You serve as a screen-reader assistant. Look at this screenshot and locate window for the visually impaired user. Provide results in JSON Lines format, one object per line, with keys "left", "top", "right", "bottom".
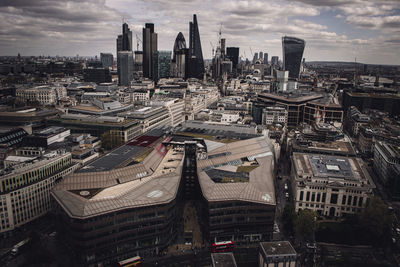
{"left": 353, "top": 196, "right": 358, "bottom": 206}
{"left": 358, "top": 197, "right": 363, "bottom": 207}
{"left": 342, "top": 195, "right": 347, "bottom": 205}
{"left": 347, "top": 196, "right": 352, "bottom": 206}
{"left": 317, "top": 193, "right": 321, "bottom": 202}
{"left": 330, "top": 194, "right": 338, "bottom": 204}
{"left": 306, "top": 192, "right": 310, "bottom": 201}
{"left": 311, "top": 192, "right": 316, "bottom": 202}
{"left": 322, "top": 193, "right": 326, "bottom": 202}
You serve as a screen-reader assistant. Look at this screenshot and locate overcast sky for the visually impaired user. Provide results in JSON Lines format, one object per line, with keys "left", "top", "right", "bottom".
{"left": 0, "top": 0, "right": 399, "bottom": 64}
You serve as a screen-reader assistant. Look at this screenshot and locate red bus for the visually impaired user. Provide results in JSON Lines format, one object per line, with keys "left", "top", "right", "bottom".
{"left": 118, "top": 256, "right": 142, "bottom": 267}
{"left": 211, "top": 241, "right": 235, "bottom": 253}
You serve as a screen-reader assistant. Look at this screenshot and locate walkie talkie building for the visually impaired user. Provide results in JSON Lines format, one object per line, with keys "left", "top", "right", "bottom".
{"left": 282, "top": 36, "right": 305, "bottom": 80}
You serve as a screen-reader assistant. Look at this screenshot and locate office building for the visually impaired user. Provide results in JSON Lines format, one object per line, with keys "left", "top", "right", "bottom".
{"left": 23, "top": 126, "right": 70, "bottom": 148}
{"left": 262, "top": 106, "right": 287, "bottom": 126}
{"left": 134, "top": 51, "right": 143, "bottom": 72}
{"left": 16, "top": 86, "right": 66, "bottom": 106}
{"left": 153, "top": 51, "right": 171, "bottom": 82}
{"left": 188, "top": 14, "right": 204, "bottom": 79}
{"left": 259, "top": 51, "right": 263, "bottom": 61}
{"left": 263, "top": 53, "right": 268, "bottom": 65}
{"left": 270, "top": 56, "right": 279, "bottom": 67}
{"left": 100, "top": 53, "right": 113, "bottom": 69}
{"left": 0, "top": 152, "right": 78, "bottom": 233}
{"left": 373, "top": 141, "right": 400, "bottom": 199}
{"left": 226, "top": 47, "right": 239, "bottom": 69}
{"left": 259, "top": 241, "right": 297, "bottom": 267}
{"left": 172, "top": 32, "right": 187, "bottom": 78}
{"left": 48, "top": 114, "right": 142, "bottom": 143}
{"left": 83, "top": 67, "right": 112, "bottom": 83}
{"left": 52, "top": 125, "right": 275, "bottom": 265}
{"left": 143, "top": 23, "right": 158, "bottom": 79}
{"left": 211, "top": 253, "right": 237, "bottom": 267}
{"left": 282, "top": 36, "right": 305, "bottom": 79}
{"left": 292, "top": 152, "right": 375, "bottom": 217}
{"left": 117, "top": 51, "right": 134, "bottom": 86}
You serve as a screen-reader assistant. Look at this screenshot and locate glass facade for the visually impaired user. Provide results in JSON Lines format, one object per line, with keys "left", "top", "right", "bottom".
{"left": 282, "top": 36, "right": 305, "bottom": 79}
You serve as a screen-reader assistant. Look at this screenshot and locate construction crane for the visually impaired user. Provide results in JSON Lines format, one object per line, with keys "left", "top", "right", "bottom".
{"left": 210, "top": 41, "right": 215, "bottom": 57}
{"left": 135, "top": 34, "right": 142, "bottom": 51}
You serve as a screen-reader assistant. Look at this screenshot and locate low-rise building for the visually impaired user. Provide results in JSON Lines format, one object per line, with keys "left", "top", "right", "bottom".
{"left": 374, "top": 141, "right": 400, "bottom": 200}
{"left": 262, "top": 106, "right": 287, "bottom": 126}
{"left": 292, "top": 152, "right": 375, "bottom": 217}
{"left": 48, "top": 114, "right": 142, "bottom": 143}
{"left": 259, "top": 241, "right": 297, "bottom": 267}
{"left": 16, "top": 85, "right": 67, "bottom": 105}
{"left": 0, "top": 152, "right": 78, "bottom": 233}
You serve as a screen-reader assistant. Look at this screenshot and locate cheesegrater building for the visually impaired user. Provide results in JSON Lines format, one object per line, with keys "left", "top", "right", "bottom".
{"left": 51, "top": 124, "right": 276, "bottom": 265}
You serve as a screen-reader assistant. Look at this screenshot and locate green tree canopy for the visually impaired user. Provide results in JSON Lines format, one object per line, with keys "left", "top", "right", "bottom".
{"left": 295, "top": 209, "right": 317, "bottom": 241}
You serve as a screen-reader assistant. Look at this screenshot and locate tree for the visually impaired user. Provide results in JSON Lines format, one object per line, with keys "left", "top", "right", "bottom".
{"left": 101, "top": 131, "right": 122, "bottom": 150}
{"left": 359, "top": 196, "right": 392, "bottom": 246}
{"left": 282, "top": 202, "right": 296, "bottom": 235}
{"left": 295, "top": 209, "right": 317, "bottom": 242}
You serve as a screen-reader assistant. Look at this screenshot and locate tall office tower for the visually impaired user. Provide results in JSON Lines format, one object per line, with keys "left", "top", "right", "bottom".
{"left": 116, "top": 35, "right": 122, "bottom": 55}
{"left": 173, "top": 32, "right": 186, "bottom": 61}
{"left": 259, "top": 51, "right": 263, "bottom": 61}
{"left": 117, "top": 51, "right": 134, "bottom": 86}
{"left": 134, "top": 51, "right": 143, "bottom": 72}
{"left": 188, "top": 14, "right": 204, "bottom": 79}
{"left": 100, "top": 53, "right": 113, "bottom": 69}
{"left": 226, "top": 47, "right": 239, "bottom": 69}
{"left": 172, "top": 32, "right": 186, "bottom": 77}
{"left": 153, "top": 51, "right": 172, "bottom": 82}
{"left": 253, "top": 53, "right": 258, "bottom": 63}
{"left": 264, "top": 53, "right": 268, "bottom": 65}
{"left": 282, "top": 36, "right": 305, "bottom": 79}
{"left": 116, "top": 23, "right": 132, "bottom": 54}
{"left": 221, "top": 38, "right": 226, "bottom": 56}
{"left": 121, "top": 23, "right": 133, "bottom": 51}
{"left": 143, "top": 23, "right": 158, "bottom": 79}
{"left": 271, "top": 56, "right": 279, "bottom": 66}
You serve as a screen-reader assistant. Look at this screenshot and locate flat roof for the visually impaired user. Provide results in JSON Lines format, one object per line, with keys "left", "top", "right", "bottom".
{"left": 211, "top": 253, "right": 237, "bottom": 267}
{"left": 292, "top": 152, "right": 371, "bottom": 182}
{"left": 260, "top": 241, "right": 297, "bottom": 257}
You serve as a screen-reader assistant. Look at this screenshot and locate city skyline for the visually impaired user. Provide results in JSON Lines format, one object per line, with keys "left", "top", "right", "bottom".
{"left": 0, "top": 0, "right": 399, "bottom": 64}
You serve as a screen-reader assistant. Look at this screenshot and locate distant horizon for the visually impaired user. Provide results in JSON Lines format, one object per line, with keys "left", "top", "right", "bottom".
{"left": 0, "top": 1, "right": 399, "bottom": 65}
{"left": 1, "top": 54, "right": 399, "bottom": 67}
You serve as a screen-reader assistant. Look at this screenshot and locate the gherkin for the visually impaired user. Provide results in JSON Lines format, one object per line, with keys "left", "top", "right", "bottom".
{"left": 173, "top": 32, "right": 186, "bottom": 62}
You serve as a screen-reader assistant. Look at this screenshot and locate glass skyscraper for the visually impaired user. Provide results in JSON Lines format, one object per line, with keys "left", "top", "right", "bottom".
{"left": 153, "top": 51, "right": 171, "bottom": 82}
{"left": 282, "top": 36, "right": 305, "bottom": 80}
{"left": 143, "top": 23, "right": 158, "bottom": 79}
{"left": 188, "top": 14, "right": 204, "bottom": 79}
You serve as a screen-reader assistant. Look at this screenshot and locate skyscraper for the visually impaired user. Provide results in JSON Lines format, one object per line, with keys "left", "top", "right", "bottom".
{"left": 188, "top": 14, "right": 204, "bottom": 79}
{"left": 271, "top": 56, "right": 279, "bottom": 67}
{"left": 153, "top": 51, "right": 172, "bottom": 82}
{"left": 173, "top": 32, "right": 186, "bottom": 61}
{"left": 143, "top": 23, "right": 158, "bottom": 79}
{"left": 264, "top": 53, "right": 268, "bottom": 65}
{"left": 117, "top": 23, "right": 133, "bottom": 86}
{"left": 226, "top": 47, "right": 239, "bottom": 69}
{"left": 172, "top": 32, "right": 187, "bottom": 78}
{"left": 100, "top": 53, "right": 113, "bottom": 69}
{"left": 259, "top": 51, "right": 263, "bottom": 61}
{"left": 282, "top": 36, "right": 305, "bottom": 79}
{"left": 116, "top": 23, "right": 132, "bottom": 54}
{"left": 221, "top": 38, "right": 226, "bottom": 56}
{"left": 117, "top": 51, "right": 134, "bottom": 86}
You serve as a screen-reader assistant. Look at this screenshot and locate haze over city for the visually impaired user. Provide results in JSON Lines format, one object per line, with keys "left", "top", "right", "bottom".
{"left": 0, "top": 0, "right": 400, "bottom": 64}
